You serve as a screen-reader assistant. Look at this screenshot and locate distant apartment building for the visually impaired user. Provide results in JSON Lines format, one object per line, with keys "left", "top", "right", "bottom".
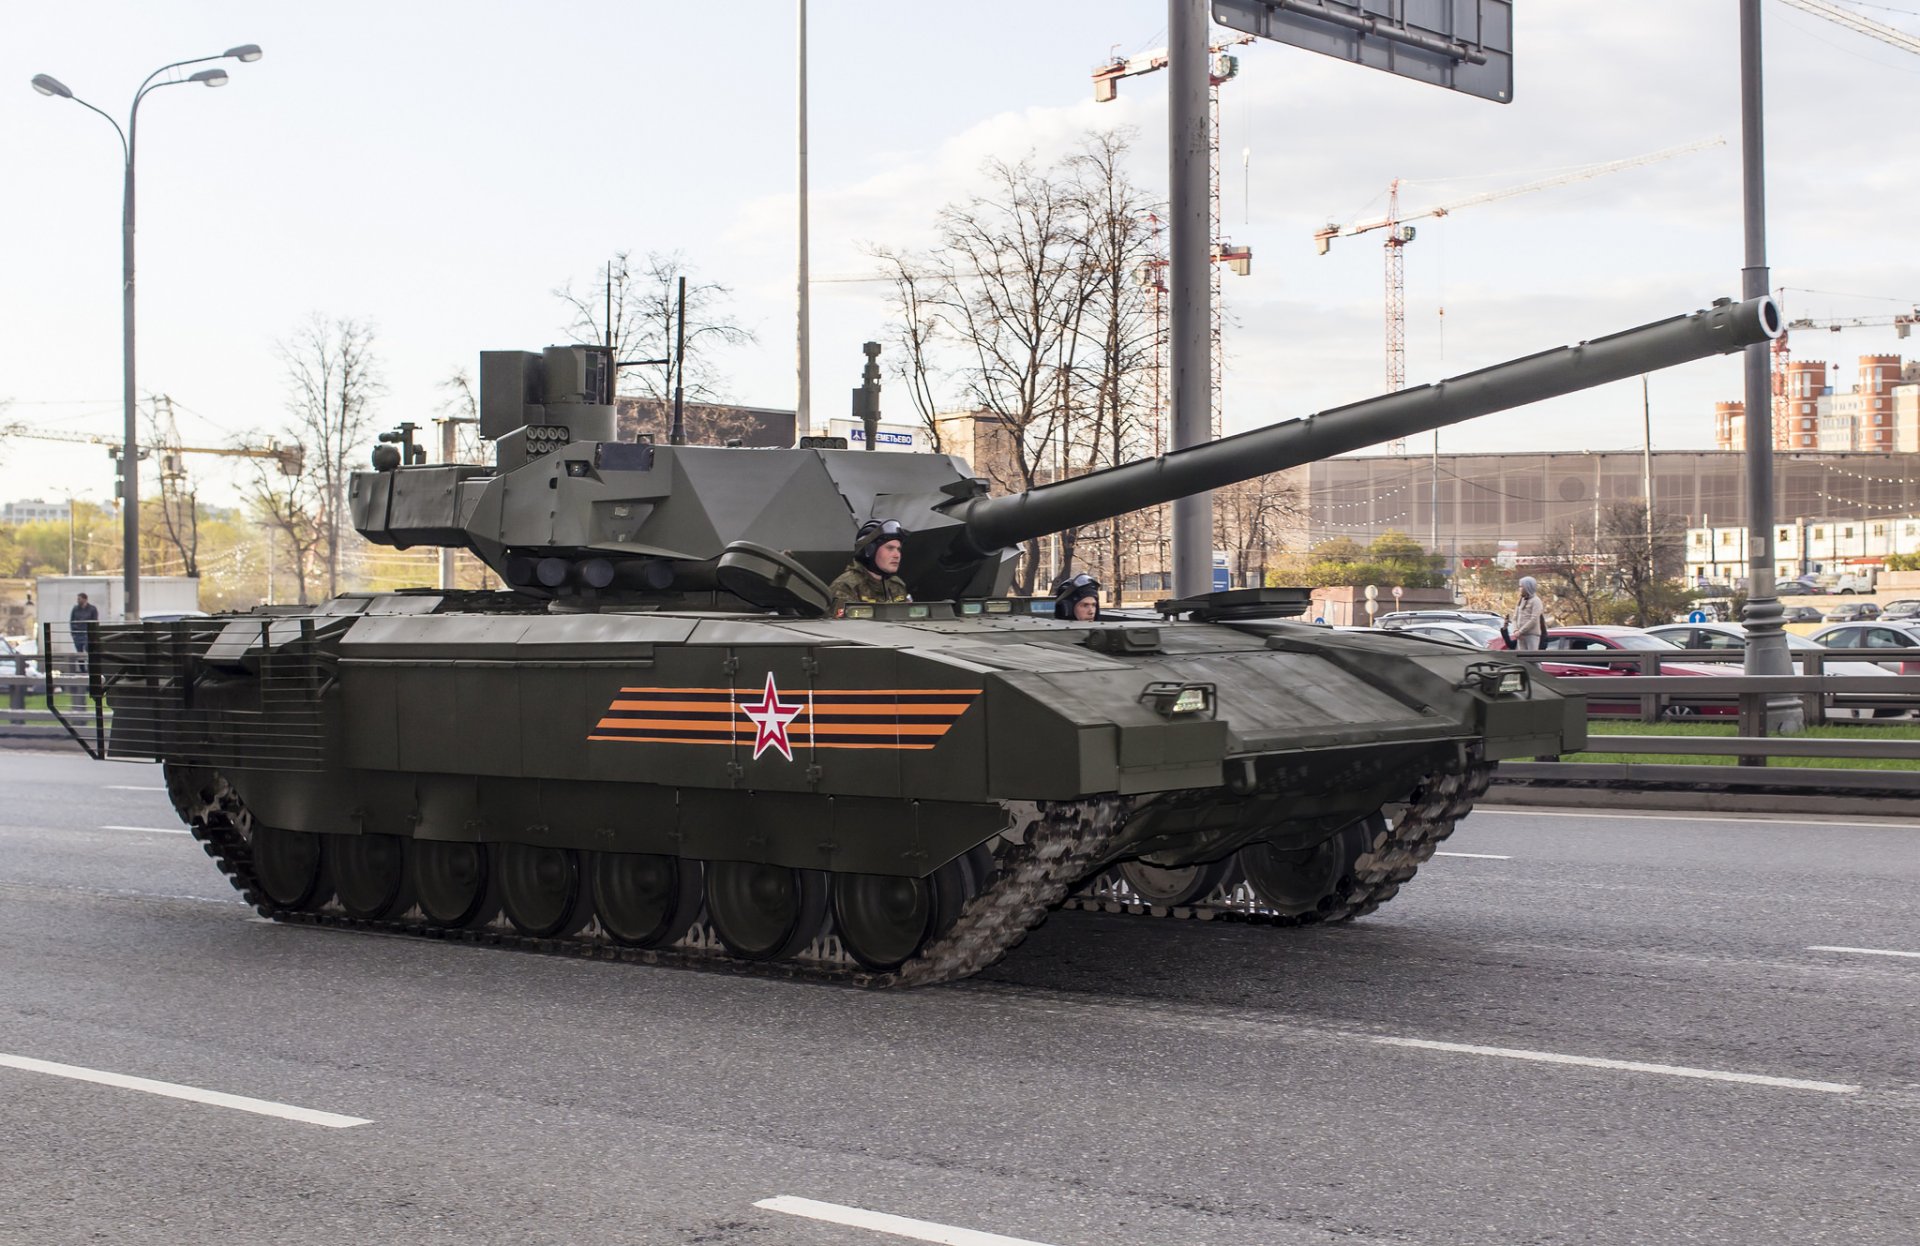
{"left": 1716, "top": 354, "right": 1920, "bottom": 453}
{"left": 1687, "top": 511, "right": 1920, "bottom": 582}
{"left": 1, "top": 498, "right": 70, "bottom": 525}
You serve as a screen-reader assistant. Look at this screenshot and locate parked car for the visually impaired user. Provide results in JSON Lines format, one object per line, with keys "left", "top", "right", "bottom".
{"left": 1785, "top": 576, "right": 1827, "bottom": 595}
{"left": 1491, "top": 626, "right": 1743, "bottom": 717}
{"left": 1881, "top": 598, "right": 1920, "bottom": 621}
{"left": 1393, "top": 621, "right": 1504, "bottom": 648}
{"left": 1376, "top": 609, "right": 1504, "bottom": 628}
{"left": 1646, "top": 622, "right": 1908, "bottom": 719}
{"left": 1782, "top": 605, "right": 1825, "bottom": 623}
{"left": 0, "top": 635, "right": 39, "bottom": 678}
{"left": 1822, "top": 601, "right": 1882, "bottom": 623}
{"left": 1809, "top": 621, "right": 1920, "bottom": 674}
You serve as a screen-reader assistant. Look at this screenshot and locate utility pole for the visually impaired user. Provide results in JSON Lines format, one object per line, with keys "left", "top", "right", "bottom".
{"left": 1737, "top": 0, "right": 1798, "bottom": 730}
{"left": 796, "top": 0, "right": 812, "bottom": 436}
{"left": 1169, "top": 0, "right": 1212, "bottom": 598}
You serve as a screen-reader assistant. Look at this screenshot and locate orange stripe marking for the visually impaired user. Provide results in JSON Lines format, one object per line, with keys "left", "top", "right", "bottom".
{"left": 607, "top": 699, "right": 976, "bottom": 716}
{"left": 586, "top": 735, "right": 935, "bottom": 751}
{"left": 618, "top": 687, "right": 982, "bottom": 696}
{"left": 595, "top": 718, "right": 955, "bottom": 737}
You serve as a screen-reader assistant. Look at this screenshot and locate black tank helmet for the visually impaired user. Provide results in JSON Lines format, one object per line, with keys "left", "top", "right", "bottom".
{"left": 854, "top": 519, "right": 909, "bottom": 572}
{"left": 1053, "top": 572, "right": 1101, "bottom": 620}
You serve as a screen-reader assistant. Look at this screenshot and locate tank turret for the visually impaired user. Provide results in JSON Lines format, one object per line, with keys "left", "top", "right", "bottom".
{"left": 350, "top": 296, "right": 1779, "bottom": 607}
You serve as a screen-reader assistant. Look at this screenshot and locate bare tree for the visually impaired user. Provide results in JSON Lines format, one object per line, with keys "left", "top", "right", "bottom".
{"left": 1214, "top": 472, "right": 1301, "bottom": 589}
{"left": 871, "top": 246, "right": 951, "bottom": 453}
{"left": 554, "top": 250, "right": 754, "bottom": 408}
{"left": 264, "top": 315, "right": 384, "bottom": 599}
{"left": 1064, "top": 129, "right": 1158, "bottom": 599}
{"left": 247, "top": 454, "right": 325, "bottom": 605}
{"left": 932, "top": 156, "right": 1101, "bottom": 591}
{"left": 146, "top": 397, "right": 198, "bottom": 577}
{"left": 1599, "top": 502, "right": 1688, "bottom": 626}
{"left": 1533, "top": 528, "right": 1600, "bottom": 626}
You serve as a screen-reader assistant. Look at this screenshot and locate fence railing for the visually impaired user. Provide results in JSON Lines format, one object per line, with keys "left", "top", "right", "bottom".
{"left": 1502, "top": 645, "right": 1920, "bottom": 727}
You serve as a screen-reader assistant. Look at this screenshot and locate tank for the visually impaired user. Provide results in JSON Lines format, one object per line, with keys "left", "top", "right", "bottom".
{"left": 72, "top": 296, "right": 1778, "bottom": 986}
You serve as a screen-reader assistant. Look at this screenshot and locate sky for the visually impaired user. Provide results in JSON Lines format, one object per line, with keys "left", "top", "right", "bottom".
{"left": 4, "top": 0, "right": 1919, "bottom": 514}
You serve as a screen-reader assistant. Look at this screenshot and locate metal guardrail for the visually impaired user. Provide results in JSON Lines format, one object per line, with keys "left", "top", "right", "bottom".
{"left": 1488, "top": 647, "right": 1920, "bottom": 810}
{"left": 1504, "top": 645, "right": 1920, "bottom": 726}
{"left": 0, "top": 669, "right": 97, "bottom": 748}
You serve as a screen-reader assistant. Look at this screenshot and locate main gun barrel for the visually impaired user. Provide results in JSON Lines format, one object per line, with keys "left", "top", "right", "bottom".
{"left": 954, "top": 296, "right": 1781, "bottom": 555}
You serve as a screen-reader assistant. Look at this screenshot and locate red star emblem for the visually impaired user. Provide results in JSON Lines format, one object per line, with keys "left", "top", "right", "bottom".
{"left": 740, "top": 672, "right": 805, "bottom": 761}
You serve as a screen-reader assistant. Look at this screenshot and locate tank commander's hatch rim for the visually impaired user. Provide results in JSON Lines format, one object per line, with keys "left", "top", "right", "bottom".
{"left": 715, "top": 541, "right": 833, "bottom": 617}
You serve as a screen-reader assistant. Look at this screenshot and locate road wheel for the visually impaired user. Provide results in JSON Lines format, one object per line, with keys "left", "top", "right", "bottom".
{"left": 832, "top": 859, "right": 968, "bottom": 971}
{"left": 591, "top": 852, "right": 703, "bottom": 948}
{"left": 413, "top": 840, "right": 499, "bottom": 929}
{"left": 250, "top": 826, "right": 330, "bottom": 911}
{"left": 1238, "top": 814, "right": 1378, "bottom": 918}
{"left": 329, "top": 833, "right": 412, "bottom": 920}
{"left": 499, "top": 843, "right": 593, "bottom": 938}
{"left": 706, "top": 862, "right": 827, "bottom": 961}
{"left": 1116, "top": 857, "right": 1238, "bottom": 906}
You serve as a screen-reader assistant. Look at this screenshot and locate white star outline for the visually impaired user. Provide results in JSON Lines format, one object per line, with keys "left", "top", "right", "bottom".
{"left": 739, "top": 671, "right": 805, "bottom": 761}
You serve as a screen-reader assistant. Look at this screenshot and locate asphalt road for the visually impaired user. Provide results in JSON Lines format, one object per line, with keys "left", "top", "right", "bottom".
{"left": 1, "top": 749, "right": 1915, "bottom": 1246}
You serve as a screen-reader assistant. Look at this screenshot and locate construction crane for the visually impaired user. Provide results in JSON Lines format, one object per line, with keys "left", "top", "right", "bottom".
{"left": 1777, "top": 0, "right": 1920, "bottom": 55}
{"left": 0, "top": 423, "right": 303, "bottom": 476}
{"left": 1095, "top": 34, "right": 1256, "bottom": 439}
{"left": 1315, "top": 137, "right": 1724, "bottom": 452}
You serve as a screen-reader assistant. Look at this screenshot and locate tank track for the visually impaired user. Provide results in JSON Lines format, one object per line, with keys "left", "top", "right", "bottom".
{"left": 1062, "top": 751, "right": 1494, "bottom": 926}
{"left": 165, "top": 768, "right": 1128, "bottom": 989}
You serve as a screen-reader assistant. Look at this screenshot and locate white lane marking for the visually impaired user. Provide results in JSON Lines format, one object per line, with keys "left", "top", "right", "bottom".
{"left": 1809, "top": 945, "right": 1920, "bottom": 960}
{"left": 1472, "top": 809, "right": 1912, "bottom": 831}
{"left": 1433, "top": 851, "right": 1511, "bottom": 859}
{"left": 0, "top": 1053, "right": 371, "bottom": 1128}
{"left": 106, "top": 785, "right": 166, "bottom": 792}
{"left": 756, "top": 1196, "right": 1056, "bottom": 1246}
{"left": 98, "top": 825, "right": 189, "bottom": 835}
{"left": 1373, "top": 1036, "right": 1858, "bottom": 1094}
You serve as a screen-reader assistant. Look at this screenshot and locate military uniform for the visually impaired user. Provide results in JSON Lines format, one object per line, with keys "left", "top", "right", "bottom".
{"left": 828, "top": 560, "right": 911, "bottom": 612}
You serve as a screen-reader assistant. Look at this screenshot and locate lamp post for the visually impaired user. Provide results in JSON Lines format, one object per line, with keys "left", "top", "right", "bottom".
{"left": 31, "top": 43, "right": 262, "bottom": 620}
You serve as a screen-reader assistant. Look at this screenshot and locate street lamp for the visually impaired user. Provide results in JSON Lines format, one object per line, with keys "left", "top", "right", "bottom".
{"left": 30, "top": 43, "right": 263, "bottom": 620}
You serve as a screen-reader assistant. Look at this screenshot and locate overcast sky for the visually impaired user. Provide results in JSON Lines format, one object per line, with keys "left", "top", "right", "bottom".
{"left": 4, "top": 0, "right": 1918, "bottom": 511}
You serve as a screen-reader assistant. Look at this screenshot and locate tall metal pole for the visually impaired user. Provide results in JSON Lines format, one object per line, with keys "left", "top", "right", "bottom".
{"left": 1169, "top": 0, "right": 1213, "bottom": 598}
{"left": 669, "top": 276, "right": 688, "bottom": 446}
{"left": 1737, "top": 0, "right": 1797, "bottom": 724}
{"left": 796, "top": 0, "right": 812, "bottom": 437}
{"left": 120, "top": 117, "right": 140, "bottom": 618}
{"left": 1641, "top": 375, "right": 1655, "bottom": 588}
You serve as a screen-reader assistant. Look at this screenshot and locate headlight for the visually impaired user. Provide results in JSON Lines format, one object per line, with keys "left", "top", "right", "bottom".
{"left": 1462, "top": 661, "right": 1529, "bottom": 697}
{"left": 1138, "top": 681, "right": 1216, "bottom": 717}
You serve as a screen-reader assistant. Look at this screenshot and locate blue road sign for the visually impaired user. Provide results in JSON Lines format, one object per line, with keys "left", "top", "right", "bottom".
{"left": 1688, "top": 610, "right": 1708, "bottom": 623}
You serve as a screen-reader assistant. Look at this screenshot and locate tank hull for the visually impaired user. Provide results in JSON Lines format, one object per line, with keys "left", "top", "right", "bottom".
{"left": 86, "top": 595, "right": 1574, "bottom": 984}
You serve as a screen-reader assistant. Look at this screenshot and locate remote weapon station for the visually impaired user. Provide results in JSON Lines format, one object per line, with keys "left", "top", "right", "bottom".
{"left": 79, "top": 296, "right": 1778, "bottom": 985}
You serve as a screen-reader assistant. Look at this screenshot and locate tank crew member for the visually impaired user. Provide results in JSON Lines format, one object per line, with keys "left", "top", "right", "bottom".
{"left": 1053, "top": 573, "right": 1101, "bottom": 621}
{"left": 829, "top": 519, "right": 913, "bottom": 613}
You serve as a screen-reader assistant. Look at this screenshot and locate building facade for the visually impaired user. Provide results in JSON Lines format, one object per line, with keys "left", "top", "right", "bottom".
{"left": 1283, "top": 450, "right": 1920, "bottom": 565}
{"left": 1, "top": 498, "right": 71, "bottom": 525}
{"left": 1716, "top": 354, "right": 1920, "bottom": 453}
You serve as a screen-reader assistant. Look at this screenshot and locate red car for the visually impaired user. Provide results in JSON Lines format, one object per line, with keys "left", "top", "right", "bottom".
{"left": 1492, "top": 626, "right": 1742, "bottom": 717}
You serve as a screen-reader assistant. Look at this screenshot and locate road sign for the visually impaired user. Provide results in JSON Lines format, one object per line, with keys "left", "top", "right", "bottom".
{"left": 1688, "top": 610, "right": 1708, "bottom": 623}
{"left": 1392, "top": 585, "right": 1404, "bottom": 600}
{"left": 1211, "top": 0, "right": 1513, "bottom": 104}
